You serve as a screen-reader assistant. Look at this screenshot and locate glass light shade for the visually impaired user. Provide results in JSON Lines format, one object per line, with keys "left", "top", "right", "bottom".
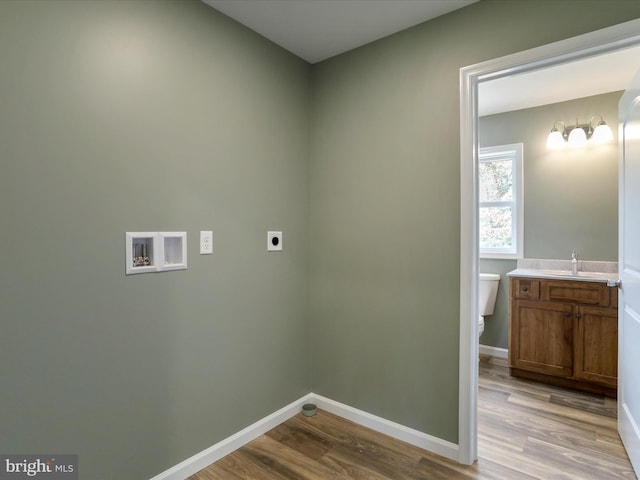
{"left": 546, "top": 130, "right": 565, "bottom": 149}
{"left": 568, "top": 127, "right": 587, "bottom": 147}
{"left": 591, "top": 123, "right": 613, "bottom": 143}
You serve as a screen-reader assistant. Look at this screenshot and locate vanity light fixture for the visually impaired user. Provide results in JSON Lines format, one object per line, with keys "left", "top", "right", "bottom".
{"left": 546, "top": 114, "right": 613, "bottom": 149}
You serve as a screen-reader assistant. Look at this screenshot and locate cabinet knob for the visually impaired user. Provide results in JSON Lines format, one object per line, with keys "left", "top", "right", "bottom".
{"left": 576, "top": 313, "right": 582, "bottom": 319}
{"left": 565, "top": 312, "right": 571, "bottom": 318}
{"left": 522, "top": 287, "right": 528, "bottom": 292}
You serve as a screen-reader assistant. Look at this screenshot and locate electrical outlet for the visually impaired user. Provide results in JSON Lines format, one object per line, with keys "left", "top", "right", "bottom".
{"left": 200, "top": 231, "right": 213, "bottom": 254}
{"left": 267, "top": 231, "right": 282, "bottom": 251}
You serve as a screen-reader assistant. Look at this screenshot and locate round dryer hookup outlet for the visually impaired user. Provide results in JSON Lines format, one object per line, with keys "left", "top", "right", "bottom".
{"left": 267, "top": 231, "right": 283, "bottom": 251}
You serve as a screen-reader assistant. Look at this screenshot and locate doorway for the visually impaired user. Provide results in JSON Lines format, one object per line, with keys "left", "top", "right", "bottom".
{"left": 458, "top": 18, "right": 640, "bottom": 465}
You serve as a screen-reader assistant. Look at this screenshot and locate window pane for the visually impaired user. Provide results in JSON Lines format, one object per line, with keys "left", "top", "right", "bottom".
{"left": 479, "top": 159, "right": 513, "bottom": 201}
{"left": 479, "top": 206, "right": 513, "bottom": 249}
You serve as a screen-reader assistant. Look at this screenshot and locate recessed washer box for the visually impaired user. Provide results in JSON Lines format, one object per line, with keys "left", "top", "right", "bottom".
{"left": 126, "top": 232, "right": 187, "bottom": 275}
{"left": 160, "top": 232, "right": 188, "bottom": 271}
{"left": 126, "top": 232, "right": 157, "bottom": 275}
{"left": 268, "top": 231, "right": 283, "bottom": 251}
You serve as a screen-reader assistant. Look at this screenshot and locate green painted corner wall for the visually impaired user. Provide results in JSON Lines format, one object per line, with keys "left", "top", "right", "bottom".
{"left": 0, "top": 1, "right": 310, "bottom": 479}
{"left": 478, "top": 259, "right": 517, "bottom": 349}
{"left": 2, "top": 0, "right": 640, "bottom": 478}
{"left": 309, "top": 1, "right": 639, "bottom": 444}
{"left": 479, "top": 91, "right": 620, "bottom": 349}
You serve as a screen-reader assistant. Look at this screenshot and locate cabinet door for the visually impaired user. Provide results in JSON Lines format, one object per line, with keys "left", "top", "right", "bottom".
{"left": 574, "top": 306, "right": 618, "bottom": 387}
{"left": 510, "top": 300, "right": 573, "bottom": 377}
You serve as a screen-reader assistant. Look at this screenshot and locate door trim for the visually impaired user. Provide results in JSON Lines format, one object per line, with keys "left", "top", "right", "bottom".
{"left": 458, "top": 18, "right": 640, "bottom": 465}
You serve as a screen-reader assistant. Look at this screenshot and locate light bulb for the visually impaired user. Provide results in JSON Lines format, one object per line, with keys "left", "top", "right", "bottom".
{"left": 568, "top": 127, "right": 587, "bottom": 147}
{"left": 592, "top": 123, "right": 613, "bottom": 143}
{"left": 546, "top": 130, "right": 565, "bottom": 149}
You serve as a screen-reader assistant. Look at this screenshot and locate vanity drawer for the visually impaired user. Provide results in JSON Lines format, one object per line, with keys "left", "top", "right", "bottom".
{"left": 511, "top": 278, "right": 540, "bottom": 300}
{"left": 541, "top": 280, "right": 609, "bottom": 306}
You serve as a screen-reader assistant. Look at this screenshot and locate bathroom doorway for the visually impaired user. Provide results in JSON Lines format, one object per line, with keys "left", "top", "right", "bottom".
{"left": 476, "top": 67, "right": 623, "bottom": 355}
{"left": 458, "top": 18, "right": 640, "bottom": 466}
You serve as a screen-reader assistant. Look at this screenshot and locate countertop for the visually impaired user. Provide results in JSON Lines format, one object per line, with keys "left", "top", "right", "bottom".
{"left": 507, "top": 268, "right": 619, "bottom": 284}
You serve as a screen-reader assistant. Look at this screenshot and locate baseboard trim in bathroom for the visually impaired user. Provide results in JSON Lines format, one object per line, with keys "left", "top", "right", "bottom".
{"left": 479, "top": 344, "right": 508, "bottom": 359}
{"left": 149, "top": 393, "right": 458, "bottom": 480}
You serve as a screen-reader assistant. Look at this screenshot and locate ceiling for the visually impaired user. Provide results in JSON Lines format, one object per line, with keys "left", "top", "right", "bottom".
{"left": 202, "top": 0, "right": 478, "bottom": 64}
{"left": 201, "top": 0, "right": 640, "bottom": 115}
{"left": 478, "top": 46, "right": 640, "bottom": 116}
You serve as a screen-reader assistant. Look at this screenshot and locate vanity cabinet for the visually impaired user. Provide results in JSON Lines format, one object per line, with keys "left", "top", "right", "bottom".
{"left": 509, "top": 277, "right": 618, "bottom": 397}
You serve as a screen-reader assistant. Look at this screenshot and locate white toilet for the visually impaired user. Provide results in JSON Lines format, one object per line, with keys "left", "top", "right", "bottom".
{"left": 478, "top": 273, "right": 500, "bottom": 337}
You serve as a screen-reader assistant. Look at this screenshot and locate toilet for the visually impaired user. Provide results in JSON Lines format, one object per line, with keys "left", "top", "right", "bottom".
{"left": 478, "top": 273, "right": 500, "bottom": 337}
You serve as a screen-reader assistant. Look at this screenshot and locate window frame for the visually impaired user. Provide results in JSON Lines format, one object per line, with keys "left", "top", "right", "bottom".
{"left": 478, "top": 143, "right": 523, "bottom": 259}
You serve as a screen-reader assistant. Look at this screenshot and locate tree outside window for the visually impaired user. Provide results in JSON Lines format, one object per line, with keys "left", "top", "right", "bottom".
{"left": 479, "top": 144, "right": 523, "bottom": 258}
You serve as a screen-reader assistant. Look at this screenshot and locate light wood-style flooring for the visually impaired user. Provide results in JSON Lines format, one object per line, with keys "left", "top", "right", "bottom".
{"left": 189, "top": 355, "right": 635, "bottom": 479}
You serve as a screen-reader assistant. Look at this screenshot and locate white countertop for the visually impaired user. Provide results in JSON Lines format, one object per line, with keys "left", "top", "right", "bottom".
{"left": 507, "top": 268, "right": 619, "bottom": 284}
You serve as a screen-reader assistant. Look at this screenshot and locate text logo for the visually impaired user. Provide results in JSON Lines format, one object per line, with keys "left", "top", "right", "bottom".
{"left": 0, "top": 455, "right": 77, "bottom": 480}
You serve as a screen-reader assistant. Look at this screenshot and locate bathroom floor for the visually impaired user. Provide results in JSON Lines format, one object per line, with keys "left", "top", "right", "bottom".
{"left": 476, "top": 354, "right": 630, "bottom": 479}
{"left": 189, "top": 355, "right": 634, "bottom": 479}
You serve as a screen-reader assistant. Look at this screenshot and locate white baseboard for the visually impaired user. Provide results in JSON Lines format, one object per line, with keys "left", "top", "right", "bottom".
{"left": 149, "top": 393, "right": 314, "bottom": 480}
{"left": 149, "top": 392, "right": 459, "bottom": 479}
{"left": 479, "top": 344, "right": 508, "bottom": 359}
{"left": 309, "top": 393, "right": 459, "bottom": 462}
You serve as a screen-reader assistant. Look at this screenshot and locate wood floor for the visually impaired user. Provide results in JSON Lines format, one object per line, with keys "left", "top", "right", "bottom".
{"left": 189, "top": 355, "right": 635, "bottom": 479}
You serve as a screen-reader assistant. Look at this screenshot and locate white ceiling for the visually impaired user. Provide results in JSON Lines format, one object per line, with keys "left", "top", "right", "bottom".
{"left": 478, "top": 46, "right": 640, "bottom": 116}
{"left": 201, "top": 0, "right": 640, "bottom": 115}
{"left": 202, "top": 0, "right": 478, "bottom": 64}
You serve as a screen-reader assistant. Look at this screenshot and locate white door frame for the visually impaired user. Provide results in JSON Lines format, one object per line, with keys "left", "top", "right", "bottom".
{"left": 458, "top": 18, "right": 640, "bottom": 465}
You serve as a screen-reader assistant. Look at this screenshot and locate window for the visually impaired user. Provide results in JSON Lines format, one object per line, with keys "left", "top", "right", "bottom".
{"left": 479, "top": 143, "right": 523, "bottom": 259}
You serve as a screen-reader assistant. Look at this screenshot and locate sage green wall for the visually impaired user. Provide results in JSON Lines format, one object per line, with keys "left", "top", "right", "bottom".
{"left": 0, "top": 1, "right": 310, "bottom": 479}
{"left": 2, "top": 0, "right": 640, "bottom": 477}
{"left": 481, "top": 92, "right": 620, "bottom": 261}
{"left": 478, "top": 259, "right": 517, "bottom": 349}
{"left": 479, "top": 91, "right": 620, "bottom": 348}
{"left": 309, "top": 1, "right": 640, "bottom": 443}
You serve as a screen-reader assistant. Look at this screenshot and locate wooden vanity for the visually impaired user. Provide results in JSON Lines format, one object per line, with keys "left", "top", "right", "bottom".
{"left": 509, "top": 275, "right": 618, "bottom": 397}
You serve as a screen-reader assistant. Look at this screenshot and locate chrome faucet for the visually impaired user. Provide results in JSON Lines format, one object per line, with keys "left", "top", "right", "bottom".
{"left": 571, "top": 250, "right": 578, "bottom": 275}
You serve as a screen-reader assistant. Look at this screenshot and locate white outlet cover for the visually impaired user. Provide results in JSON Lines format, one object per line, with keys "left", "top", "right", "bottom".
{"left": 267, "top": 231, "right": 283, "bottom": 251}
{"left": 200, "top": 231, "right": 213, "bottom": 254}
